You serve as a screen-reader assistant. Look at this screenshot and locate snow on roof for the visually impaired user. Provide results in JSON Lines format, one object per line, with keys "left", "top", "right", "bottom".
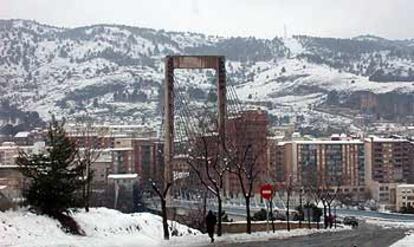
{"left": 107, "top": 174, "right": 138, "bottom": 179}
{"left": 102, "top": 147, "right": 133, "bottom": 151}
{"left": 397, "top": 184, "right": 414, "bottom": 188}
{"left": 294, "top": 140, "right": 363, "bottom": 145}
{"left": 93, "top": 124, "right": 148, "bottom": 128}
{"left": 364, "top": 136, "right": 410, "bottom": 143}
{"left": 0, "top": 165, "right": 19, "bottom": 168}
{"left": 276, "top": 141, "right": 293, "bottom": 147}
{"left": 14, "top": 131, "right": 31, "bottom": 138}
{"left": 1, "top": 142, "right": 17, "bottom": 147}
{"left": 267, "top": 136, "right": 285, "bottom": 140}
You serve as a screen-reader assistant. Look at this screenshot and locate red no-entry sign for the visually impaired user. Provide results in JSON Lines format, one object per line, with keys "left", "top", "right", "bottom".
{"left": 260, "top": 184, "right": 273, "bottom": 200}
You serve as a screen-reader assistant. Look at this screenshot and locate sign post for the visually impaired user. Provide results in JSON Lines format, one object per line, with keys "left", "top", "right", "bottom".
{"left": 269, "top": 195, "right": 275, "bottom": 232}
{"left": 260, "top": 184, "right": 275, "bottom": 233}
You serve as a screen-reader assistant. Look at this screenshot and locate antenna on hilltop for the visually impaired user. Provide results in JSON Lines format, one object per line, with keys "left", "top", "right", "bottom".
{"left": 283, "top": 24, "right": 288, "bottom": 39}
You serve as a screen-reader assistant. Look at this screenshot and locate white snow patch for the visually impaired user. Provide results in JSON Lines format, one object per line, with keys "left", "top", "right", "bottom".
{"left": 391, "top": 230, "right": 414, "bottom": 247}
{"left": 283, "top": 38, "right": 305, "bottom": 56}
{"left": 0, "top": 207, "right": 200, "bottom": 247}
{"left": 365, "top": 219, "right": 414, "bottom": 229}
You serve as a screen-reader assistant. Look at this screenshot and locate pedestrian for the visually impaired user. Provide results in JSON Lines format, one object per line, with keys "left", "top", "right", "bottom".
{"left": 206, "top": 210, "right": 217, "bottom": 243}
{"left": 328, "top": 214, "right": 333, "bottom": 228}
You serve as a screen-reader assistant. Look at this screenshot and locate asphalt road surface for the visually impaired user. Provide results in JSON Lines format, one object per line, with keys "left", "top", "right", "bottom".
{"left": 211, "top": 223, "right": 406, "bottom": 247}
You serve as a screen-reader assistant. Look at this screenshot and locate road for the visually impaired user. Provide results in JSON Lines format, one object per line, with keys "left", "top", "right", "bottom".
{"left": 336, "top": 208, "right": 414, "bottom": 222}
{"left": 167, "top": 199, "right": 414, "bottom": 222}
{"left": 209, "top": 223, "right": 406, "bottom": 247}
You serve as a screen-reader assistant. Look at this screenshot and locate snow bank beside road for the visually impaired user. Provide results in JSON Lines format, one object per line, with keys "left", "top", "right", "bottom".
{"left": 391, "top": 230, "right": 414, "bottom": 247}
{"left": 365, "top": 219, "right": 414, "bottom": 229}
{"left": 0, "top": 208, "right": 199, "bottom": 247}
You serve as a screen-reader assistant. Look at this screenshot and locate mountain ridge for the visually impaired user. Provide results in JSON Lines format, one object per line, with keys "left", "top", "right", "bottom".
{"left": 1, "top": 19, "right": 414, "bottom": 136}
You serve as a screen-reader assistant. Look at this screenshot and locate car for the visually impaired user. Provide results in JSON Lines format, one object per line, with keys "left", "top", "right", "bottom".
{"left": 343, "top": 216, "right": 358, "bottom": 228}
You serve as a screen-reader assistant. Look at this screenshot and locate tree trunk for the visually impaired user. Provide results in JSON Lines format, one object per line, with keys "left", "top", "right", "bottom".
{"left": 217, "top": 195, "right": 222, "bottom": 236}
{"left": 202, "top": 191, "right": 207, "bottom": 229}
{"left": 307, "top": 206, "right": 311, "bottom": 229}
{"left": 245, "top": 196, "right": 252, "bottom": 234}
{"left": 85, "top": 165, "right": 91, "bottom": 212}
{"left": 161, "top": 198, "right": 170, "bottom": 240}
{"left": 286, "top": 191, "right": 290, "bottom": 231}
{"left": 299, "top": 192, "right": 302, "bottom": 228}
{"left": 85, "top": 190, "right": 90, "bottom": 212}
{"left": 82, "top": 170, "right": 86, "bottom": 210}
{"left": 328, "top": 204, "right": 332, "bottom": 228}
{"left": 316, "top": 205, "right": 320, "bottom": 230}
{"left": 323, "top": 203, "right": 327, "bottom": 229}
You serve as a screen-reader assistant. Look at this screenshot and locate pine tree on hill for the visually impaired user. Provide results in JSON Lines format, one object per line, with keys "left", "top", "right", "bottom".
{"left": 16, "top": 116, "right": 89, "bottom": 235}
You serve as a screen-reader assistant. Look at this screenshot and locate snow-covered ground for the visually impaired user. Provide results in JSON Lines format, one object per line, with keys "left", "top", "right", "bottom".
{"left": 0, "top": 208, "right": 199, "bottom": 247}
{"left": 365, "top": 219, "right": 414, "bottom": 229}
{"left": 363, "top": 218, "right": 414, "bottom": 247}
{"left": 391, "top": 230, "right": 414, "bottom": 247}
{"left": 1, "top": 207, "right": 350, "bottom": 247}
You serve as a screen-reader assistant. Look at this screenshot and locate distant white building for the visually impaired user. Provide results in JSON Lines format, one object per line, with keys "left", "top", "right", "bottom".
{"left": 396, "top": 184, "right": 414, "bottom": 211}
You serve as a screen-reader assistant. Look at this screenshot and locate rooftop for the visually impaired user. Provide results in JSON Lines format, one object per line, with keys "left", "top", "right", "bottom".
{"left": 364, "top": 136, "right": 410, "bottom": 143}
{"left": 397, "top": 184, "right": 414, "bottom": 188}
{"left": 14, "top": 131, "right": 31, "bottom": 138}
{"left": 294, "top": 140, "right": 364, "bottom": 145}
{"left": 108, "top": 174, "right": 138, "bottom": 179}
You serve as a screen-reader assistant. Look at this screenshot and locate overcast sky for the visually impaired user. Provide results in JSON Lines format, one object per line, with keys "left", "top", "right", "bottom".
{"left": 1, "top": 0, "right": 413, "bottom": 39}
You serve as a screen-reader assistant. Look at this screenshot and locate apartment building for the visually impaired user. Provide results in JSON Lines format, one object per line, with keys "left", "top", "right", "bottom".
{"left": 365, "top": 137, "right": 414, "bottom": 185}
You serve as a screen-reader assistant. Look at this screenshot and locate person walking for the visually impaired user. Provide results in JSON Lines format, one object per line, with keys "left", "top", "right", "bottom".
{"left": 206, "top": 210, "right": 217, "bottom": 243}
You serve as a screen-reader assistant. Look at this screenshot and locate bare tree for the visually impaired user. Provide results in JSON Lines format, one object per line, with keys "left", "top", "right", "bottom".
{"left": 301, "top": 159, "right": 323, "bottom": 229}
{"left": 297, "top": 185, "right": 305, "bottom": 229}
{"left": 320, "top": 185, "right": 329, "bottom": 229}
{"left": 311, "top": 186, "right": 323, "bottom": 229}
{"left": 186, "top": 133, "right": 228, "bottom": 236}
{"left": 227, "top": 145, "right": 263, "bottom": 234}
{"left": 285, "top": 176, "right": 293, "bottom": 231}
{"left": 325, "top": 187, "right": 340, "bottom": 228}
{"left": 71, "top": 117, "right": 109, "bottom": 212}
{"left": 303, "top": 188, "right": 313, "bottom": 229}
{"left": 324, "top": 174, "right": 343, "bottom": 228}
{"left": 224, "top": 111, "right": 268, "bottom": 234}
{"left": 149, "top": 177, "right": 173, "bottom": 240}
{"left": 225, "top": 135, "right": 267, "bottom": 233}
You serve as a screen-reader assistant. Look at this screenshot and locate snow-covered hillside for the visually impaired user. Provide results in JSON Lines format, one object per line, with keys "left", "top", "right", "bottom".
{"left": 0, "top": 207, "right": 199, "bottom": 247}
{"left": 0, "top": 207, "right": 352, "bottom": 247}
{"left": 1, "top": 19, "right": 414, "bottom": 135}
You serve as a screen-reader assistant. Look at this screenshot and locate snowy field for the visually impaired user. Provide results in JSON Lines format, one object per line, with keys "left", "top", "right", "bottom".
{"left": 1, "top": 207, "right": 351, "bottom": 247}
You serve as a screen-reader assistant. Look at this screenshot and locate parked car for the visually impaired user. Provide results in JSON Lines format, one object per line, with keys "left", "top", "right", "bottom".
{"left": 343, "top": 216, "right": 358, "bottom": 228}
